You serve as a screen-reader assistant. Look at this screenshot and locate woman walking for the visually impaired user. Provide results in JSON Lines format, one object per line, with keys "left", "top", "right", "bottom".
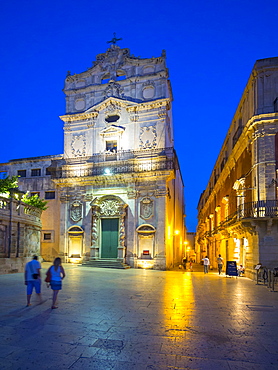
{"left": 46, "top": 257, "right": 66, "bottom": 309}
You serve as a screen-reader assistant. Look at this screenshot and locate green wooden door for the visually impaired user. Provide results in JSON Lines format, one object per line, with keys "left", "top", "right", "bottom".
{"left": 101, "top": 218, "right": 119, "bottom": 258}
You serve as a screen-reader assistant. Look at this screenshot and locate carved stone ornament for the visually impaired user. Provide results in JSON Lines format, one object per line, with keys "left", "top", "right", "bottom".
{"left": 100, "top": 200, "right": 120, "bottom": 216}
{"left": 105, "top": 102, "right": 121, "bottom": 116}
{"left": 91, "top": 195, "right": 127, "bottom": 217}
{"left": 104, "top": 81, "right": 124, "bottom": 99}
{"left": 140, "top": 197, "right": 154, "bottom": 220}
{"left": 70, "top": 201, "right": 83, "bottom": 222}
{"left": 71, "top": 134, "right": 86, "bottom": 157}
{"left": 139, "top": 125, "right": 157, "bottom": 149}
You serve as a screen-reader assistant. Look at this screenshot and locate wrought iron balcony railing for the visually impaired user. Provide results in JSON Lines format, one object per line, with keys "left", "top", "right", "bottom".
{"left": 50, "top": 147, "right": 176, "bottom": 179}
{"left": 225, "top": 200, "right": 278, "bottom": 223}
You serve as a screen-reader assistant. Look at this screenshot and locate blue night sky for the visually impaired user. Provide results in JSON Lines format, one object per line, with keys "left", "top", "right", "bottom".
{"left": 1, "top": 0, "right": 278, "bottom": 231}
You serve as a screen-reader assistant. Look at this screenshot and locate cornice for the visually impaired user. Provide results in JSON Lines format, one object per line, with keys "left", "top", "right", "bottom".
{"left": 60, "top": 112, "right": 98, "bottom": 123}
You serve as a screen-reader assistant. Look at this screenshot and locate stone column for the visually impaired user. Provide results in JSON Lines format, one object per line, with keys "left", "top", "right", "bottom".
{"left": 91, "top": 206, "right": 100, "bottom": 259}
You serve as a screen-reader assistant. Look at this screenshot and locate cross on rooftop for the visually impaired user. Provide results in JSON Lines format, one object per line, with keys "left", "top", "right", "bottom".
{"left": 107, "top": 33, "right": 122, "bottom": 45}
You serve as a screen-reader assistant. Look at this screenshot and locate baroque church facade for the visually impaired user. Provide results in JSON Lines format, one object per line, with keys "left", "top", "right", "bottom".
{"left": 0, "top": 45, "right": 185, "bottom": 270}
{"left": 196, "top": 57, "right": 278, "bottom": 278}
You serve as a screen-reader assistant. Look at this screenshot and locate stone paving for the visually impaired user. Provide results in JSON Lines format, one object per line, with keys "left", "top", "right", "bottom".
{"left": 0, "top": 263, "right": 278, "bottom": 369}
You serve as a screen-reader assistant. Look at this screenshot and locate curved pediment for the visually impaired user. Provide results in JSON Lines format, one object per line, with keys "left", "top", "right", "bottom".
{"left": 99, "top": 125, "right": 125, "bottom": 137}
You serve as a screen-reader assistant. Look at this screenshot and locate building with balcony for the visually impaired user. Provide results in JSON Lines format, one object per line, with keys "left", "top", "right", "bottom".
{"left": 0, "top": 44, "right": 185, "bottom": 270}
{"left": 196, "top": 57, "right": 278, "bottom": 278}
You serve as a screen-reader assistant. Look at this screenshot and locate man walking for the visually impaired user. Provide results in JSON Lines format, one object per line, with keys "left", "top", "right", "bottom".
{"left": 202, "top": 256, "right": 210, "bottom": 274}
{"left": 217, "top": 254, "right": 224, "bottom": 275}
{"left": 24, "top": 255, "right": 42, "bottom": 306}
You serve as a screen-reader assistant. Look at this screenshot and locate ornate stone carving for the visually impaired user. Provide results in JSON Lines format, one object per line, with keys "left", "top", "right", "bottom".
{"left": 119, "top": 209, "right": 126, "bottom": 248}
{"left": 140, "top": 197, "right": 154, "bottom": 220}
{"left": 104, "top": 81, "right": 124, "bottom": 99}
{"left": 105, "top": 102, "right": 121, "bottom": 116}
{"left": 130, "top": 113, "right": 139, "bottom": 122}
{"left": 70, "top": 201, "right": 83, "bottom": 222}
{"left": 139, "top": 125, "right": 157, "bottom": 149}
{"left": 71, "top": 134, "right": 86, "bottom": 157}
{"left": 100, "top": 200, "right": 120, "bottom": 216}
{"left": 127, "top": 189, "right": 138, "bottom": 199}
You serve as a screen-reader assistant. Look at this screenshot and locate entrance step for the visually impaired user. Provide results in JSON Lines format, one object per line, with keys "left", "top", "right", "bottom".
{"left": 82, "top": 259, "right": 131, "bottom": 269}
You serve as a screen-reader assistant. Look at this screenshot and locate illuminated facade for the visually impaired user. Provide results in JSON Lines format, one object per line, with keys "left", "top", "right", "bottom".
{"left": 0, "top": 45, "right": 185, "bottom": 270}
{"left": 196, "top": 57, "right": 278, "bottom": 278}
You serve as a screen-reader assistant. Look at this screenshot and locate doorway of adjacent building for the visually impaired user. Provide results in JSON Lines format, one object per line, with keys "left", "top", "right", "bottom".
{"left": 101, "top": 218, "right": 119, "bottom": 258}
{"left": 68, "top": 236, "right": 82, "bottom": 258}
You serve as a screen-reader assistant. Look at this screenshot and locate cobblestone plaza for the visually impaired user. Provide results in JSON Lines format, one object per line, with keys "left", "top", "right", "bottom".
{"left": 1, "top": 264, "right": 278, "bottom": 369}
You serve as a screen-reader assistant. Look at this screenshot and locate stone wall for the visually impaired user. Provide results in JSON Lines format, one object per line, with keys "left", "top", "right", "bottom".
{"left": 0, "top": 197, "right": 42, "bottom": 274}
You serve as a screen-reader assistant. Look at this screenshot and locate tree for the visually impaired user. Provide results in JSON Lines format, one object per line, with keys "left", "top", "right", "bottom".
{"left": 0, "top": 176, "right": 18, "bottom": 196}
{"left": 0, "top": 176, "right": 48, "bottom": 210}
{"left": 22, "top": 193, "right": 48, "bottom": 211}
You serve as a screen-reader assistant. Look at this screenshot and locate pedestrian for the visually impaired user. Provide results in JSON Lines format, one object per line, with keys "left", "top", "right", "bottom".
{"left": 202, "top": 256, "right": 210, "bottom": 273}
{"left": 217, "top": 254, "right": 224, "bottom": 275}
{"left": 46, "top": 257, "right": 66, "bottom": 309}
{"left": 189, "top": 260, "right": 193, "bottom": 272}
{"left": 24, "top": 255, "right": 42, "bottom": 307}
{"left": 182, "top": 256, "right": 187, "bottom": 270}
{"left": 238, "top": 264, "right": 245, "bottom": 277}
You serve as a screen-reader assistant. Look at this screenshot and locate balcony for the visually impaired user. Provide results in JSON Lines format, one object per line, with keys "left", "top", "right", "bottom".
{"left": 224, "top": 200, "right": 278, "bottom": 225}
{"left": 50, "top": 147, "right": 176, "bottom": 179}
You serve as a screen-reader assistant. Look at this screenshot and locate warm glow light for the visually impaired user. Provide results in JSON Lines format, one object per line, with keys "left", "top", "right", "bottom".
{"left": 68, "top": 257, "right": 82, "bottom": 264}
{"left": 104, "top": 168, "right": 112, "bottom": 176}
{"left": 174, "top": 230, "right": 180, "bottom": 235}
{"left": 137, "top": 260, "right": 154, "bottom": 269}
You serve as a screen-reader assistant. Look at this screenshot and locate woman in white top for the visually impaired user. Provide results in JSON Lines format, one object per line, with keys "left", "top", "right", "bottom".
{"left": 46, "top": 257, "right": 66, "bottom": 309}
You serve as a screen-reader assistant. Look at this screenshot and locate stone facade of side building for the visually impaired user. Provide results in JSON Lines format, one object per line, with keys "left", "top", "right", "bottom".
{"left": 0, "top": 45, "right": 186, "bottom": 270}
{"left": 196, "top": 57, "right": 278, "bottom": 278}
{"left": 0, "top": 196, "right": 42, "bottom": 274}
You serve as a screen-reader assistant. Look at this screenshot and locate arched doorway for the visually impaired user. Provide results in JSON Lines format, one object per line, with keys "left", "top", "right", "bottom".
{"left": 67, "top": 225, "right": 84, "bottom": 261}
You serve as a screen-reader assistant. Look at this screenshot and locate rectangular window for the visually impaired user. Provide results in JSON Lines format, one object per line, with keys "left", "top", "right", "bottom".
{"left": 31, "top": 169, "right": 41, "bottom": 177}
{"left": 0, "top": 172, "right": 7, "bottom": 179}
{"left": 30, "top": 192, "right": 40, "bottom": 197}
{"left": 42, "top": 230, "right": 54, "bottom": 242}
{"left": 45, "top": 168, "right": 51, "bottom": 176}
{"left": 17, "top": 170, "right": 26, "bottom": 178}
{"left": 106, "top": 141, "right": 117, "bottom": 152}
{"left": 232, "top": 126, "right": 243, "bottom": 147}
{"left": 43, "top": 233, "right": 52, "bottom": 240}
{"left": 45, "top": 191, "right": 55, "bottom": 199}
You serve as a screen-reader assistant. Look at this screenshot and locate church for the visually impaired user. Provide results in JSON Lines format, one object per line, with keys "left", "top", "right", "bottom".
{"left": 0, "top": 43, "right": 185, "bottom": 270}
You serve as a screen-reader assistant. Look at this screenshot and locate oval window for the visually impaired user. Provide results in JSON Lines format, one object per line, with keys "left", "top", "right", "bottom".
{"left": 105, "top": 115, "right": 120, "bottom": 123}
